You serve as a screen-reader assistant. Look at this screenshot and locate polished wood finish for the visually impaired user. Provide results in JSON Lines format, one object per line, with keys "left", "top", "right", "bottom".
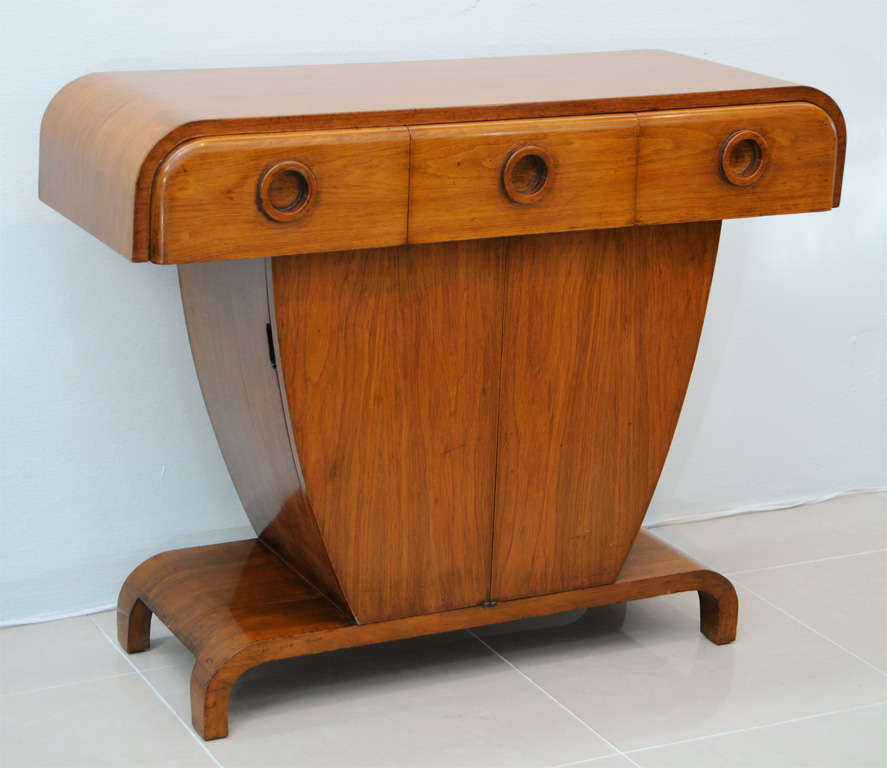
{"left": 117, "top": 529, "right": 738, "bottom": 739}
{"left": 39, "top": 50, "right": 844, "bottom": 261}
{"left": 637, "top": 102, "right": 837, "bottom": 225}
{"left": 492, "top": 223, "right": 719, "bottom": 600}
{"left": 176, "top": 226, "right": 718, "bottom": 620}
{"left": 178, "top": 258, "right": 347, "bottom": 610}
{"left": 257, "top": 160, "right": 317, "bottom": 222}
{"left": 153, "top": 128, "right": 409, "bottom": 263}
{"left": 176, "top": 225, "right": 717, "bottom": 622}
{"left": 40, "top": 51, "right": 846, "bottom": 742}
{"left": 408, "top": 116, "right": 637, "bottom": 243}
{"left": 272, "top": 240, "right": 505, "bottom": 623}
{"left": 502, "top": 145, "right": 555, "bottom": 204}
{"left": 720, "top": 129, "right": 769, "bottom": 187}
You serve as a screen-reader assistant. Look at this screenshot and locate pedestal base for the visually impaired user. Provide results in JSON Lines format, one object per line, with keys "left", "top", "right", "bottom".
{"left": 117, "top": 530, "right": 737, "bottom": 740}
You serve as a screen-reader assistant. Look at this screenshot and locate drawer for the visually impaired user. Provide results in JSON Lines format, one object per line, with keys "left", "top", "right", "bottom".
{"left": 637, "top": 103, "right": 837, "bottom": 224}
{"left": 151, "top": 128, "right": 409, "bottom": 263}
{"left": 408, "top": 115, "right": 637, "bottom": 244}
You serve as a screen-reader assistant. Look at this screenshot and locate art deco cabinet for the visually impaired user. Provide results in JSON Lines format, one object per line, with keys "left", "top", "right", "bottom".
{"left": 39, "top": 50, "right": 845, "bottom": 739}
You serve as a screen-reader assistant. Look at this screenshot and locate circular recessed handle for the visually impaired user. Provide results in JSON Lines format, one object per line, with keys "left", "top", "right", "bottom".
{"left": 720, "top": 130, "right": 769, "bottom": 187}
{"left": 502, "top": 145, "right": 553, "bottom": 204}
{"left": 257, "top": 160, "right": 317, "bottom": 222}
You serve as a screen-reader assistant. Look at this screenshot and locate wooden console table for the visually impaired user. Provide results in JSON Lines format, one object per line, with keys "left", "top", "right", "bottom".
{"left": 39, "top": 51, "right": 845, "bottom": 739}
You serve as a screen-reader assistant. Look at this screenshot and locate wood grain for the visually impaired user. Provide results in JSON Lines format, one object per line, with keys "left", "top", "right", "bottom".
{"left": 45, "top": 49, "right": 853, "bottom": 744}
{"left": 153, "top": 128, "right": 409, "bottom": 263}
{"left": 272, "top": 239, "right": 507, "bottom": 623}
{"left": 38, "top": 50, "right": 845, "bottom": 260}
{"left": 637, "top": 102, "right": 837, "bottom": 225}
{"left": 117, "top": 530, "right": 737, "bottom": 739}
{"left": 502, "top": 144, "right": 555, "bottom": 204}
{"left": 720, "top": 129, "right": 769, "bottom": 187}
{"left": 408, "top": 115, "right": 637, "bottom": 243}
{"left": 492, "top": 223, "right": 719, "bottom": 601}
{"left": 178, "top": 258, "right": 347, "bottom": 612}
{"left": 178, "top": 225, "right": 717, "bottom": 620}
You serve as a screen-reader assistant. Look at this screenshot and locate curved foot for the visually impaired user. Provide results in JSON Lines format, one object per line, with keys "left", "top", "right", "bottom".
{"left": 698, "top": 574, "right": 739, "bottom": 645}
{"left": 191, "top": 661, "right": 240, "bottom": 740}
{"left": 117, "top": 585, "right": 152, "bottom": 653}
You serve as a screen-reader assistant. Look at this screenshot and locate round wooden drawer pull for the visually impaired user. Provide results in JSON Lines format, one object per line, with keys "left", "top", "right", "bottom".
{"left": 720, "top": 130, "right": 769, "bottom": 187}
{"left": 258, "top": 161, "right": 316, "bottom": 222}
{"left": 502, "top": 145, "right": 553, "bottom": 204}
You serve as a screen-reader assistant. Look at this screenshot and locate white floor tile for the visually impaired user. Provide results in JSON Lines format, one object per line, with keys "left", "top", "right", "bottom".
{"left": 556, "top": 756, "right": 639, "bottom": 768}
{"left": 0, "top": 674, "right": 217, "bottom": 767}
{"left": 476, "top": 588, "right": 887, "bottom": 751}
{"left": 651, "top": 492, "right": 887, "bottom": 573}
{"left": 629, "top": 703, "right": 887, "bottom": 768}
{"left": 736, "top": 551, "right": 887, "bottom": 672}
{"left": 91, "top": 609, "right": 194, "bottom": 671}
{"left": 0, "top": 615, "right": 133, "bottom": 695}
{"left": 146, "top": 631, "right": 616, "bottom": 768}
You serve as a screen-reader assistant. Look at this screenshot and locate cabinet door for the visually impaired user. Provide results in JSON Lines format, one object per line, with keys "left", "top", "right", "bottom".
{"left": 273, "top": 239, "right": 506, "bottom": 623}
{"left": 491, "top": 223, "right": 719, "bottom": 601}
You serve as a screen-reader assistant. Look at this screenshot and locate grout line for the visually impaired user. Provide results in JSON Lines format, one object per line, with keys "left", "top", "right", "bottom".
{"left": 734, "top": 583, "right": 887, "bottom": 678}
{"left": 547, "top": 753, "right": 631, "bottom": 768}
{"left": 547, "top": 751, "right": 639, "bottom": 768}
{"left": 726, "top": 548, "right": 887, "bottom": 576}
{"left": 648, "top": 529, "right": 887, "bottom": 677}
{"left": 2, "top": 670, "right": 136, "bottom": 698}
{"left": 467, "top": 630, "right": 641, "bottom": 768}
{"left": 91, "top": 617, "right": 224, "bottom": 768}
{"left": 624, "top": 700, "right": 886, "bottom": 756}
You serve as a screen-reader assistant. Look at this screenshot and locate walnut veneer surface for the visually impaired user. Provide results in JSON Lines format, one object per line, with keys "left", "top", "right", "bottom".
{"left": 39, "top": 50, "right": 844, "bottom": 261}
{"left": 38, "top": 50, "right": 844, "bottom": 740}
{"left": 118, "top": 530, "right": 738, "bottom": 740}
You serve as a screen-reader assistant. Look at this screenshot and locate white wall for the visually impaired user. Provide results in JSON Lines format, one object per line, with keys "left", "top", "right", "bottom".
{"left": 1, "top": 0, "right": 884, "bottom": 624}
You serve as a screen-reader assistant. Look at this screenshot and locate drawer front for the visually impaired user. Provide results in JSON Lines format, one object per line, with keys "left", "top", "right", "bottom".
{"left": 151, "top": 128, "right": 410, "bottom": 263}
{"left": 637, "top": 103, "right": 837, "bottom": 224}
{"left": 408, "top": 116, "right": 638, "bottom": 244}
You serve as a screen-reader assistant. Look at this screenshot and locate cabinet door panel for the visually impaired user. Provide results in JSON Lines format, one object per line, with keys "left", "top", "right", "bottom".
{"left": 273, "top": 240, "right": 506, "bottom": 623}
{"left": 492, "top": 224, "right": 718, "bottom": 600}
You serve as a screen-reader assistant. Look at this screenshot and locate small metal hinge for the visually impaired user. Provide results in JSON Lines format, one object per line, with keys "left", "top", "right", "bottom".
{"left": 265, "top": 323, "right": 277, "bottom": 369}
{"left": 480, "top": 600, "right": 498, "bottom": 608}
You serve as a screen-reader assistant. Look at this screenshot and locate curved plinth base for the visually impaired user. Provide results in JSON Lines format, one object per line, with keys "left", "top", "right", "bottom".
{"left": 117, "top": 531, "right": 738, "bottom": 740}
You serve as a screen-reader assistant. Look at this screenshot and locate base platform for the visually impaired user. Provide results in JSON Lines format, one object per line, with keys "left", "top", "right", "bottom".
{"left": 117, "top": 530, "right": 738, "bottom": 740}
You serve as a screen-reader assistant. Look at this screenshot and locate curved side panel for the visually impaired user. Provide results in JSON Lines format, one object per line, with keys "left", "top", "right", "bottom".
{"left": 491, "top": 223, "right": 720, "bottom": 600}
{"left": 178, "top": 258, "right": 348, "bottom": 614}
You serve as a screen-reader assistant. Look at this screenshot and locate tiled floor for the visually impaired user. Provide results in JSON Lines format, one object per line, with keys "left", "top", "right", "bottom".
{"left": 2, "top": 493, "right": 885, "bottom": 767}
